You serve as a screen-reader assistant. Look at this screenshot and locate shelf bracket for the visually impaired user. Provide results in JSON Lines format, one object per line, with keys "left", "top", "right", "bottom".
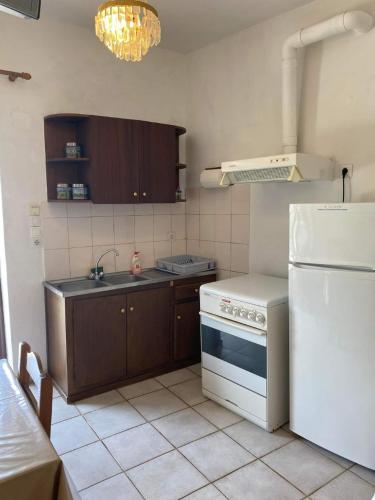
{"left": 0, "top": 69, "right": 32, "bottom": 82}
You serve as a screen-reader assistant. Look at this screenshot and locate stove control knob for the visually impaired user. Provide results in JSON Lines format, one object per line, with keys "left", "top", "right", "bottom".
{"left": 240, "top": 309, "right": 248, "bottom": 318}
{"left": 256, "top": 313, "right": 266, "bottom": 324}
{"left": 248, "top": 310, "right": 256, "bottom": 321}
{"left": 220, "top": 302, "right": 227, "bottom": 312}
{"left": 232, "top": 306, "right": 239, "bottom": 315}
{"left": 226, "top": 305, "right": 233, "bottom": 314}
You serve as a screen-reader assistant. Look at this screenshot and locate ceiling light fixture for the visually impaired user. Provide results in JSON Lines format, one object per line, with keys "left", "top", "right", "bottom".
{"left": 95, "top": 0, "right": 161, "bottom": 62}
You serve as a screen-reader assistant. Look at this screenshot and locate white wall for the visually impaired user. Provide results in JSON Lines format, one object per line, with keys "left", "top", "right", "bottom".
{"left": 0, "top": 14, "right": 187, "bottom": 366}
{"left": 186, "top": 0, "right": 375, "bottom": 278}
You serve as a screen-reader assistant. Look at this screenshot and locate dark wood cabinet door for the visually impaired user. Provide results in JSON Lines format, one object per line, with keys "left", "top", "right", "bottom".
{"left": 72, "top": 295, "right": 126, "bottom": 391}
{"left": 127, "top": 287, "right": 171, "bottom": 377}
{"left": 174, "top": 301, "right": 201, "bottom": 361}
{"left": 139, "top": 122, "right": 177, "bottom": 203}
{"left": 85, "top": 117, "right": 139, "bottom": 203}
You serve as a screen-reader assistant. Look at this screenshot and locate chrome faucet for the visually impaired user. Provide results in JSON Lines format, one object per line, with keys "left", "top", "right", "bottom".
{"left": 90, "top": 248, "right": 120, "bottom": 280}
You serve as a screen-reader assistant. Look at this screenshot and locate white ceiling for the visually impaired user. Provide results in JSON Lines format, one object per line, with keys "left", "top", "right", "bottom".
{"left": 41, "top": 0, "right": 314, "bottom": 53}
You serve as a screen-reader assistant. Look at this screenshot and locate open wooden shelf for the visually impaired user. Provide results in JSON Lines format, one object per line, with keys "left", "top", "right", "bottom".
{"left": 47, "top": 157, "right": 90, "bottom": 163}
{"left": 48, "top": 199, "right": 91, "bottom": 203}
{"left": 176, "top": 163, "right": 186, "bottom": 170}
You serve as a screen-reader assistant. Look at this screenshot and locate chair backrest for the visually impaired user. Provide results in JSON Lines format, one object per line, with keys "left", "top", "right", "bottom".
{"left": 18, "top": 342, "right": 53, "bottom": 437}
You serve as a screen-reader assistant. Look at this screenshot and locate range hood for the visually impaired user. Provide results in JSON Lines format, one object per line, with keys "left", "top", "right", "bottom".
{"left": 221, "top": 153, "right": 333, "bottom": 184}
{"left": 220, "top": 10, "right": 373, "bottom": 185}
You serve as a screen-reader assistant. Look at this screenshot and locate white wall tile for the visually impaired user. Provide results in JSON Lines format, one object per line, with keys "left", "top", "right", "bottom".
{"left": 68, "top": 218, "right": 92, "bottom": 248}
{"left": 41, "top": 201, "right": 67, "bottom": 218}
{"left": 135, "top": 216, "right": 154, "bottom": 242}
{"left": 187, "top": 239, "right": 200, "bottom": 255}
{"left": 67, "top": 203, "right": 91, "bottom": 218}
{"left": 199, "top": 214, "right": 215, "bottom": 241}
{"left": 93, "top": 246, "right": 116, "bottom": 274}
{"left": 231, "top": 184, "right": 250, "bottom": 215}
{"left": 187, "top": 215, "right": 199, "bottom": 240}
{"left": 231, "top": 215, "right": 250, "bottom": 244}
{"left": 199, "top": 240, "right": 215, "bottom": 259}
{"left": 215, "top": 189, "right": 232, "bottom": 215}
{"left": 154, "top": 215, "right": 172, "bottom": 241}
{"left": 172, "top": 239, "right": 187, "bottom": 255}
{"left": 134, "top": 204, "right": 153, "bottom": 215}
{"left": 92, "top": 217, "right": 115, "bottom": 246}
{"left": 114, "top": 205, "right": 134, "bottom": 216}
{"left": 114, "top": 216, "right": 135, "bottom": 244}
{"left": 136, "top": 242, "right": 155, "bottom": 268}
{"left": 172, "top": 215, "right": 186, "bottom": 240}
{"left": 199, "top": 189, "right": 217, "bottom": 215}
{"left": 44, "top": 249, "right": 70, "bottom": 280}
{"left": 91, "top": 204, "right": 114, "bottom": 217}
{"left": 43, "top": 218, "right": 69, "bottom": 250}
{"left": 69, "top": 247, "right": 93, "bottom": 278}
{"left": 153, "top": 204, "right": 172, "bottom": 215}
{"left": 171, "top": 202, "right": 186, "bottom": 215}
{"left": 154, "top": 240, "right": 172, "bottom": 260}
{"left": 217, "top": 269, "right": 231, "bottom": 280}
{"left": 231, "top": 244, "right": 249, "bottom": 273}
{"left": 215, "top": 214, "right": 231, "bottom": 243}
{"left": 214, "top": 242, "right": 231, "bottom": 270}
{"left": 186, "top": 188, "right": 200, "bottom": 214}
{"left": 115, "top": 243, "right": 135, "bottom": 272}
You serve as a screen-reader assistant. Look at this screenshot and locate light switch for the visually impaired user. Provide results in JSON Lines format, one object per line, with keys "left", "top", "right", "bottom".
{"left": 30, "top": 216, "right": 41, "bottom": 227}
{"left": 29, "top": 204, "right": 40, "bottom": 216}
{"left": 31, "top": 227, "right": 41, "bottom": 238}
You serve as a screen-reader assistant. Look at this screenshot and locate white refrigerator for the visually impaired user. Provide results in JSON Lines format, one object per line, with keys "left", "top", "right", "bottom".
{"left": 289, "top": 203, "right": 375, "bottom": 470}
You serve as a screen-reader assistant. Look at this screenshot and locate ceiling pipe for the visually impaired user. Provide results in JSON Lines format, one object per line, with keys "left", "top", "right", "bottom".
{"left": 282, "top": 10, "right": 373, "bottom": 154}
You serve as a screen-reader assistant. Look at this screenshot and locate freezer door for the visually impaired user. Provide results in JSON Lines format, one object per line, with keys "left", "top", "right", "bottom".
{"left": 289, "top": 263, "right": 375, "bottom": 469}
{"left": 289, "top": 203, "right": 375, "bottom": 268}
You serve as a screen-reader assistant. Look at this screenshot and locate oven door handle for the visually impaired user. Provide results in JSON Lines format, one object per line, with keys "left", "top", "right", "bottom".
{"left": 199, "top": 311, "right": 266, "bottom": 336}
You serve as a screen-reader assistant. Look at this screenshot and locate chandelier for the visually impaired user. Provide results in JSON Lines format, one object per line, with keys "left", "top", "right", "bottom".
{"left": 95, "top": 0, "right": 161, "bottom": 62}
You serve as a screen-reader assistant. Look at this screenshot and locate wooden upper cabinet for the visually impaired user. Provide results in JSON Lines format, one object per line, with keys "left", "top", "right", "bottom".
{"left": 44, "top": 114, "right": 186, "bottom": 204}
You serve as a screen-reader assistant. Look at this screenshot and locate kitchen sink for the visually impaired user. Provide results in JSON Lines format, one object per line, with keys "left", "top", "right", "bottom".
{"left": 57, "top": 279, "right": 109, "bottom": 293}
{"left": 103, "top": 274, "right": 148, "bottom": 286}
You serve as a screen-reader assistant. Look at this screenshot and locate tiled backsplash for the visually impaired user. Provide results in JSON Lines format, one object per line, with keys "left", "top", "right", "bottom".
{"left": 41, "top": 202, "right": 187, "bottom": 280}
{"left": 186, "top": 184, "right": 250, "bottom": 280}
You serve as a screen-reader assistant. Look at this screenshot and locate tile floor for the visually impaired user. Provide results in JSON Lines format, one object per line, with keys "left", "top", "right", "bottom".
{"left": 51, "top": 365, "right": 375, "bottom": 500}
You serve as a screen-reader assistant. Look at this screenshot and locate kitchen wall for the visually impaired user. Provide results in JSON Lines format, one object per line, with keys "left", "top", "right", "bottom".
{"left": 0, "top": 14, "right": 186, "bottom": 365}
{"left": 186, "top": 0, "right": 375, "bottom": 278}
{"left": 42, "top": 202, "right": 186, "bottom": 280}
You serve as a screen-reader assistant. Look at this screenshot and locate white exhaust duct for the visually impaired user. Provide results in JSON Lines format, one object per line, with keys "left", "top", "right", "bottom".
{"left": 221, "top": 10, "right": 373, "bottom": 185}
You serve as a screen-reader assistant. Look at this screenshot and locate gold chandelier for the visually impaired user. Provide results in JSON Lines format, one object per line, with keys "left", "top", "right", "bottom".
{"left": 95, "top": 0, "right": 161, "bottom": 62}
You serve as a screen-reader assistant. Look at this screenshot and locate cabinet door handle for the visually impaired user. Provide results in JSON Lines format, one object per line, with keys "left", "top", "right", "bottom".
{"left": 133, "top": 192, "right": 138, "bottom": 197}
{"left": 177, "top": 315, "right": 182, "bottom": 320}
{"left": 120, "top": 308, "right": 125, "bottom": 314}
{"left": 129, "top": 306, "right": 134, "bottom": 312}
{"left": 142, "top": 192, "right": 147, "bottom": 197}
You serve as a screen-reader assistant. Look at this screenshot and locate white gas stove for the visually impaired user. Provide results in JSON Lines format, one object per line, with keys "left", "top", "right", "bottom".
{"left": 200, "top": 273, "right": 289, "bottom": 432}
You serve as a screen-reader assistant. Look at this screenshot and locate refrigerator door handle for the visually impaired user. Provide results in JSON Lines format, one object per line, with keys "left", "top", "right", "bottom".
{"left": 289, "top": 262, "right": 375, "bottom": 273}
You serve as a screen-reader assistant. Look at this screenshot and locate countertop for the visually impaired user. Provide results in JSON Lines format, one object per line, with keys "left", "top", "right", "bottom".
{"left": 44, "top": 268, "right": 217, "bottom": 299}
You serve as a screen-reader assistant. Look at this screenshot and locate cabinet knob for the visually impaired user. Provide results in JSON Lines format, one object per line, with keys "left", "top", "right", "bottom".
{"left": 194, "top": 288, "right": 199, "bottom": 293}
{"left": 177, "top": 315, "right": 182, "bottom": 320}
{"left": 120, "top": 308, "right": 125, "bottom": 314}
{"left": 133, "top": 192, "right": 138, "bottom": 197}
{"left": 142, "top": 192, "right": 147, "bottom": 197}
{"left": 129, "top": 306, "right": 134, "bottom": 312}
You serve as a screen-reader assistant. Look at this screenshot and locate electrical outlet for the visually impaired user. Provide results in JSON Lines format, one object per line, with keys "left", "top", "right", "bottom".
{"left": 336, "top": 164, "right": 354, "bottom": 179}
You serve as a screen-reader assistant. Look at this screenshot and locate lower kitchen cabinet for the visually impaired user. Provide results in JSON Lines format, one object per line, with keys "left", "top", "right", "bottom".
{"left": 72, "top": 294, "right": 126, "bottom": 392}
{"left": 127, "top": 287, "right": 171, "bottom": 377}
{"left": 174, "top": 301, "right": 201, "bottom": 361}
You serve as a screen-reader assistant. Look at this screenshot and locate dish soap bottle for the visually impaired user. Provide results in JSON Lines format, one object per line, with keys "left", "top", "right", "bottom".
{"left": 131, "top": 251, "right": 142, "bottom": 275}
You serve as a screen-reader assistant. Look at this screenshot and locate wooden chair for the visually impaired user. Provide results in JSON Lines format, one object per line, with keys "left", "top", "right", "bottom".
{"left": 18, "top": 342, "right": 53, "bottom": 437}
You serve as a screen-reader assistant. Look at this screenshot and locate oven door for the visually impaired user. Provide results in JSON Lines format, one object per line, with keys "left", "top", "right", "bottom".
{"left": 200, "top": 312, "right": 267, "bottom": 397}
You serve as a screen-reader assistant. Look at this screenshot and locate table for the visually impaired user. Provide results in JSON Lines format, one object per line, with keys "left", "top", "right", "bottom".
{"left": 0, "top": 359, "right": 78, "bottom": 500}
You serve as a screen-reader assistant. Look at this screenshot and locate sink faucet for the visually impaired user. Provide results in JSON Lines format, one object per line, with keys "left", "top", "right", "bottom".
{"left": 90, "top": 248, "right": 120, "bottom": 280}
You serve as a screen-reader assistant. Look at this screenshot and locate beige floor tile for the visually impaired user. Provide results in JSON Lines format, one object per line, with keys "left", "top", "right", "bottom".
{"left": 85, "top": 402, "right": 145, "bottom": 439}
{"left": 156, "top": 368, "right": 198, "bottom": 387}
{"left": 61, "top": 441, "right": 121, "bottom": 491}
{"left": 169, "top": 378, "right": 207, "bottom": 406}
{"left": 215, "top": 460, "right": 303, "bottom": 500}
{"left": 75, "top": 390, "right": 124, "bottom": 415}
{"left": 188, "top": 363, "right": 202, "bottom": 376}
{"left": 224, "top": 420, "right": 294, "bottom": 457}
{"left": 127, "top": 450, "right": 208, "bottom": 500}
{"left": 194, "top": 400, "right": 243, "bottom": 429}
{"left": 51, "top": 416, "right": 98, "bottom": 455}
{"left": 351, "top": 464, "right": 375, "bottom": 486}
{"left": 79, "top": 473, "right": 142, "bottom": 500}
{"left": 152, "top": 408, "right": 216, "bottom": 447}
{"left": 184, "top": 484, "right": 226, "bottom": 499}
{"left": 129, "top": 388, "right": 187, "bottom": 420}
{"left": 262, "top": 440, "right": 344, "bottom": 496}
{"left": 303, "top": 439, "right": 354, "bottom": 469}
{"left": 104, "top": 423, "right": 173, "bottom": 470}
{"left": 52, "top": 397, "right": 79, "bottom": 424}
{"left": 179, "top": 431, "right": 254, "bottom": 481}
{"left": 311, "top": 471, "right": 375, "bottom": 500}
{"left": 118, "top": 378, "right": 163, "bottom": 400}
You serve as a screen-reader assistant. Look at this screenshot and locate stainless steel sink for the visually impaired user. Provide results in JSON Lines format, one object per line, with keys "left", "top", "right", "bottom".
{"left": 103, "top": 274, "right": 148, "bottom": 286}
{"left": 57, "top": 279, "right": 109, "bottom": 293}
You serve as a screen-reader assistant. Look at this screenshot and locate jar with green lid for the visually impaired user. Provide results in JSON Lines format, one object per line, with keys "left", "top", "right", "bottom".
{"left": 57, "top": 183, "right": 71, "bottom": 200}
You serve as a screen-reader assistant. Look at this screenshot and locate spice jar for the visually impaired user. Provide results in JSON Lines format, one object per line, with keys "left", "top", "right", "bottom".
{"left": 57, "top": 183, "right": 71, "bottom": 200}
{"left": 72, "top": 184, "right": 88, "bottom": 200}
{"left": 65, "top": 142, "right": 81, "bottom": 159}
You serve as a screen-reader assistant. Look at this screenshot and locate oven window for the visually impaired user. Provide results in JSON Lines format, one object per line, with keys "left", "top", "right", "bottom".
{"left": 201, "top": 324, "right": 267, "bottom": 379}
